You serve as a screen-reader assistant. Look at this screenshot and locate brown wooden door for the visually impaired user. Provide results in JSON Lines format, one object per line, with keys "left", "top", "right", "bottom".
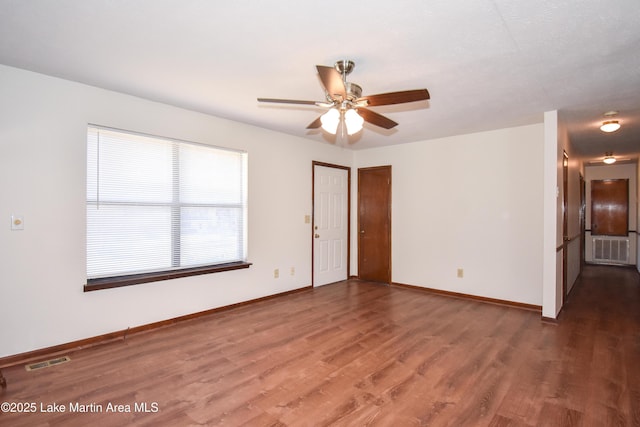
{"left": 358, "top": 166, "right": 391, "bottom": 283}
{"left": 591, "top": 179, "right": 628, "bottom": 236}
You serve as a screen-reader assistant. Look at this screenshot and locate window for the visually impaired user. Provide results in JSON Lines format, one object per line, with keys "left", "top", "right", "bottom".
{"left": 86, "top": 126, "right": 249, "bottom": 291}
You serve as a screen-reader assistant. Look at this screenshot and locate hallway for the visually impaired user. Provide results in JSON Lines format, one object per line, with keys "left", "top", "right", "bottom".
{"left": 533, "top": 264, "right": 640, "bottom": 425}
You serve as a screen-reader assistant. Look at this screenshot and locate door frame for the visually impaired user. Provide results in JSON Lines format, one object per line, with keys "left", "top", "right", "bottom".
{"left": 579, "top": 173, "right": 585, "bottom": 269}
{"left": 311, "top": 161, "right": 351, "bottom": 286}
{"left": 562, "top": 151, "right": 568, "bottom": 302}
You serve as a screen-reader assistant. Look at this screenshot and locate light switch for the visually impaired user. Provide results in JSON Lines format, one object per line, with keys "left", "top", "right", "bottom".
{"left": 11, "top": 215, "right": 24, "bottom": 230}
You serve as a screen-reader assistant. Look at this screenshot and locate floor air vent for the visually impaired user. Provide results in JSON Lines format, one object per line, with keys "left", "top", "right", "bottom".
{"left": 25, "top": 356, "right": 71, "bottom": 371}
{"left": 593, "top": 236, "right": 629, "bottom": 264}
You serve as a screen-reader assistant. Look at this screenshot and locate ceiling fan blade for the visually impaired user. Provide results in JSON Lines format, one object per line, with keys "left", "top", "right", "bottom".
{"left": 360, "top": 89, "right": 430, "bottom": 106}
{"left": 358, "top": 108, "right": 398, "bottom": 129}
{"left": 316, "top": 65, "right": 347, "bottom": 100}
{"left": 307, "top": 116, "right": 323, "bottom": 129}
{"left": 257, "top": 98, "right": 319, "bottom": 105}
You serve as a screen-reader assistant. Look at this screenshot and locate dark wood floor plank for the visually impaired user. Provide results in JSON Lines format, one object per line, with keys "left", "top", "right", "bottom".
{"left": 1, "top": 266, "right": 639, "bottom": 426}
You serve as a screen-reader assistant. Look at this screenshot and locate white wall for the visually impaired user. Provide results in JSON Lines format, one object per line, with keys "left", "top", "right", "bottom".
{"left": 542, "top": 110, "right": 560, "bottom": 318}
{"left": 1, "top": 63, "right": 552, "bottom": 359}
{"left": 557, "top": 116, "right": 582, "bottom": 295}
{"left": 352, "top": 123, "right": 544, "bottom": 306}
{"left": 0, "top": 65, "right": 353, "bottom": 358}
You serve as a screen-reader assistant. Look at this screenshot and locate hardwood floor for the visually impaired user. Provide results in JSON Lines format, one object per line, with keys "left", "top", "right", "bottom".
{"left": 1, "top": 264, "right": 639, "bottom": 426}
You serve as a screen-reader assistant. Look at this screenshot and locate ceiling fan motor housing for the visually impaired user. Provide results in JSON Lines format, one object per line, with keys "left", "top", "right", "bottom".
{"left": 345, "top": 82, "right": 362, "bottom": 102}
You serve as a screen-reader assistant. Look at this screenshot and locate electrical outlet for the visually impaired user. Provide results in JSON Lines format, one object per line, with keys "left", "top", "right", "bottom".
{"left": 457, "top": 268, "right": 464, "bottom": 278}
{"left": 274, "top": 269, "right": 279, "bottom": 279}
{"left": 11, "top": 215, "right": 24, "bottom": 230}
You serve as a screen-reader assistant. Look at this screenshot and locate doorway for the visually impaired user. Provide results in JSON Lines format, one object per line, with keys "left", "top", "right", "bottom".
{"left": 312, "top": 162, "right": 350, "bottom": 287}
{"left": 358, "top": 166, "right": 391, "bottom": 283}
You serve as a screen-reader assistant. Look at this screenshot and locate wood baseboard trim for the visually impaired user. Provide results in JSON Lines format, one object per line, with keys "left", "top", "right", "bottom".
{"left": 0, "top": 285, "right": 312, "bottom": 369}
{"left": 391, "top": 282, "right": 542, "bottom": 313}
{"left": 542, "top": 304, "right": 565, "bottom": 324}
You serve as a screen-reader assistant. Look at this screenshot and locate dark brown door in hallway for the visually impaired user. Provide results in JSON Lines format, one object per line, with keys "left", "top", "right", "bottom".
{"left": 591, "top": 179, "right": 628, "bottom": 236}
{"left": 358, "top": 166, "right": 391, "bottom": 283}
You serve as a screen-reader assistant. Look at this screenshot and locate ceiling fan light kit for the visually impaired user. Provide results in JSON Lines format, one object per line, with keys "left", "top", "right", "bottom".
{"left": 258, "top": 60, "right": 430, "bottom": 139}
{"left": 320, "top": 108, "right": 340, "bottom": 134}
{"left": 320, "top": 108, "right": 363, "bottom": 136}
{"left": 344, "top": 109, "right": 364, "bottom": 135}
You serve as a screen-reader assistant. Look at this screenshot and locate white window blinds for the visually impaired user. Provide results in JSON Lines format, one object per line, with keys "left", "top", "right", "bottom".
{"left": 87, "top": 126, "right": 247, "bottom": 280}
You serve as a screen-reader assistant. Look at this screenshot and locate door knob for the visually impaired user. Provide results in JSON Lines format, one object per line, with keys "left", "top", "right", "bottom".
{"left": 360, "top": 230, "right": 365, "bottom": 234}
{"left": 314, "top": 234, "right": 320, "bottom": 238}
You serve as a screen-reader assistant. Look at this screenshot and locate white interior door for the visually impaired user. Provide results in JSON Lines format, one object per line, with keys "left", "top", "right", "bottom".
{"left": 313, "top": 164, "right": 348, "bottom": 287}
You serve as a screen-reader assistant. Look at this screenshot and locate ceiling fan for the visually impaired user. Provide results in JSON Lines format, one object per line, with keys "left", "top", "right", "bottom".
{"left": 258, "top": 60, "right": 430, "bottom": 136}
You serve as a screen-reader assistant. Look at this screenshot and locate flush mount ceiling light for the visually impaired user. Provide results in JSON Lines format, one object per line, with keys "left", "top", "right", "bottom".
{"left": 603, "top": 152, "right": 616, "bottom": 164}
{"left": 600, "top": 111, "right": 621, "bottom": 133}
{"left": 601, "top": 121, "right": 620, "bottom": 132}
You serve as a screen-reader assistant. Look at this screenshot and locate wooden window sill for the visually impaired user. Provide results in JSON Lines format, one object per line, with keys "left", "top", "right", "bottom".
{"left": 84, "top": 261, "right": 252, "bottom": 292}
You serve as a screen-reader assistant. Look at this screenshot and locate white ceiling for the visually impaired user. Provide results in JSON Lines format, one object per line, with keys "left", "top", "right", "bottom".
{"left": 1, "top": 0, "right": 639, "bottom": 160}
